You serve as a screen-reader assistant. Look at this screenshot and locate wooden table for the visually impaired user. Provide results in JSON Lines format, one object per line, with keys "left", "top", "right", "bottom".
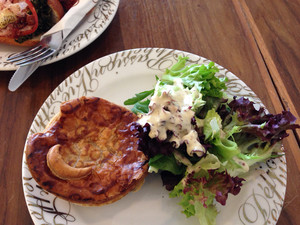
{"left": 0, "top": 0, "right": 299, "bottom": 224}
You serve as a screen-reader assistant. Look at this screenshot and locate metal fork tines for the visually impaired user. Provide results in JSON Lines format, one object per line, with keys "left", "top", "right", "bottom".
{"left": 7, "top": 45, "right": 56, "bottom": 66}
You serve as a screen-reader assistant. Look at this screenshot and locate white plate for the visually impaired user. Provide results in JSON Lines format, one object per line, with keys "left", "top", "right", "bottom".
{"left": 0, "top": 0, "right": 119, "bottom": 71}
{"left": 22, "top": 48, "right": 287, "bottom": 225}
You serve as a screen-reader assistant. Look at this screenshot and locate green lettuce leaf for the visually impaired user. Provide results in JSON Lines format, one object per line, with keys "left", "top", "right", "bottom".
{"left": 148, "top": 154, "right": 186, "bottom": 175}
{"left": 194, "top": 201, "right": 218, "bottom": 225}
{"left": 124, "top": 89, "right": 154, "bottom": 105}
{"left": 170, "top": 168, "right": 243, "bottom": 225}
{"left": 131, "top": 99, "right": 151, "bottom": 114}
{"left": 161, "top": 56, "right": 227, "bottom": 99}
{"left": 203, "top": 109, "right": 240, "bottom": 161}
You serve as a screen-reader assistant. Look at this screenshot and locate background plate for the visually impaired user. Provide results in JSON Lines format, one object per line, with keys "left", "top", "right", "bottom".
{"left": 0, "top": 0, "right": 119, "bottom": 71}
{"left": 22, "top": 48, "right": 287, "bottom": 225}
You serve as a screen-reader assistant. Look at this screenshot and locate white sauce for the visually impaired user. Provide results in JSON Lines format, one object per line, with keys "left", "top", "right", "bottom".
{"left": 138, "top": 79, "right": 206, "bottom": 157}
{"left": 232, "top": 156, "right": 249, "bottom": 172}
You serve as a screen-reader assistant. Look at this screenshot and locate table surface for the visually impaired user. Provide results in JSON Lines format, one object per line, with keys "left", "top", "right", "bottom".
{"left": 0, "top": 0, "right": 299, "bottom": 224}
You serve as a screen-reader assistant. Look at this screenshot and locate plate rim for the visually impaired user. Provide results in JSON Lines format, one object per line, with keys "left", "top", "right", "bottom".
{"left": 0, "top": 0, "right": 120, "bottom": 71}
{"left": 22, "top": 47, "right": 287, "bottom": 225}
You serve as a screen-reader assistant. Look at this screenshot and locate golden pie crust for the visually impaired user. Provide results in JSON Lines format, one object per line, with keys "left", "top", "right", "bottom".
{"left": 25, "top": 97, "right": 148, "bottom": 206}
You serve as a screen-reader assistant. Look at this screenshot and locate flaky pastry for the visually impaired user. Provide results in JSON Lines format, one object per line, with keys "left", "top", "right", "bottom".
{"left": 25, "top": 97, "right": 148, "bottom": 206}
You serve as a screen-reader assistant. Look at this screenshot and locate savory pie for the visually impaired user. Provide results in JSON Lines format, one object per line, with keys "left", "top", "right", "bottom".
{"left": 25, "top": 96, "right": 148, "bottom": 206}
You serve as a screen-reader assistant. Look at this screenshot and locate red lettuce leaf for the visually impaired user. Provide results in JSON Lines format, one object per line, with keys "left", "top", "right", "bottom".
{"left": 184, "top": 170, "right": 245, "bottom": 206}
{"left": 219, "top": 97, "right": 300, "bottom": 145}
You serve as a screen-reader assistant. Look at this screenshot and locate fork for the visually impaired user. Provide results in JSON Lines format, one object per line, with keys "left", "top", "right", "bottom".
{"left": 7, "top": 31, "right": 63, "bottom": 66}
{"left": 7, "top": 0, "right": 99, "bottom": 66}
{"left": 7, "top": 0, "right": 100, "bottom": 91}
{"left": 7, "top": 31, "right": 63, "bottom": 91}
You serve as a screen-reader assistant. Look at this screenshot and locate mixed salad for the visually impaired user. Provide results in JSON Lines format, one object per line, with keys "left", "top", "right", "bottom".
{"left": 124, "top": 57, "right": 299, "bottom": 225}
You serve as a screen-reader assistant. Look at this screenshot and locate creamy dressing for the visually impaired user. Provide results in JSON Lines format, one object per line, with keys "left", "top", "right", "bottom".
{"left": 223, "top": 156, "right": 249, "bottom": 177}
{"left": 232, "top": 156, "right": 249, "bottom": 172}
{"left": 138, "top": 79, "right": 206, "bottom": 157}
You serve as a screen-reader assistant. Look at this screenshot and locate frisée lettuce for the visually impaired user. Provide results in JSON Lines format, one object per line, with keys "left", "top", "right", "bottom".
{"left": 125, "top": 57, "right": 300, "bottom": 225}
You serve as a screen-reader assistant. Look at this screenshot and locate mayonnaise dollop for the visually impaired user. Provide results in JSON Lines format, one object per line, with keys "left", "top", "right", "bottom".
{"left": 138, "top": 79, "right": 206, "bottom": 157}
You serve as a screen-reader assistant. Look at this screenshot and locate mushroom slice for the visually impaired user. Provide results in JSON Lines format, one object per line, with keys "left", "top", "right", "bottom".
{"left": 47, "top": 144, "right": 93, "bottom": 180}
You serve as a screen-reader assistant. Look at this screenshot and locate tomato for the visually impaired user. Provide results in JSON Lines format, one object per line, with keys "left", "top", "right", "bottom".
{"left": 17, "top": 0, "right": 38, "bottom": 36}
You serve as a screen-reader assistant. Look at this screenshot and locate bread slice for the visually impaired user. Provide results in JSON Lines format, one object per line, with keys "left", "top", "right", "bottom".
{"left": 25, "top": 97, "right": 148, "bottom": 206}
{"left": 47, "top": 0, "right": 65, "bottom": 21}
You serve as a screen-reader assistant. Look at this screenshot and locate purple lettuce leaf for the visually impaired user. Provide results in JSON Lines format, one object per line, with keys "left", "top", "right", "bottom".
{"left": 182, "top": 170, "right": 244, "bottom": 206}
{"left": 219, "top": 97, "right": 300, "bottom": 145}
